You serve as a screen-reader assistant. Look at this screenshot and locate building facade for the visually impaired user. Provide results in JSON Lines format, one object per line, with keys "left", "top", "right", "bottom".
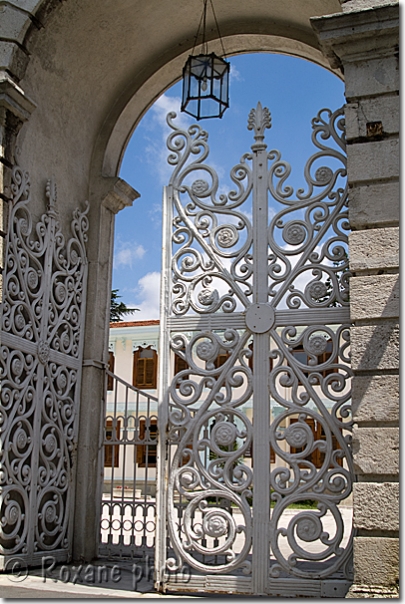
{"left": 0, "top": 0, "right": 399, "bottom": 597}
{"left": 107, "top": 320, "right": 353, "bottom": 485}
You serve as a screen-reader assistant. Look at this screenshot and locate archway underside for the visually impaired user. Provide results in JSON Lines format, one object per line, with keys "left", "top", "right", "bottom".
{"left": 4, "top": 0, "right": 344, "bottom": 216}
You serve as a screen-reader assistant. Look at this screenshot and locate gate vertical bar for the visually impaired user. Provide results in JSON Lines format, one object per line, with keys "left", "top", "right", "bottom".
{"left": 155, "top": 185, "right": 172, "bottom": 591}
{"left": 26, "top": 200, "right": 54, "bottom": 558}
{"left": 249, "top": 104, "right": 271, "bottom": 595}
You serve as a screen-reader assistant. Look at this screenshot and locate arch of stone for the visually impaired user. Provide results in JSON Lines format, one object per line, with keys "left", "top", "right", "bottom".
{"left": 0, "top": 0, "right": 399, "bottom": 598}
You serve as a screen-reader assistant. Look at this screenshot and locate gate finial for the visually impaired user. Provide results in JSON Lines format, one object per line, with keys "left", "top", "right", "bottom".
{"left": 46, "top": 176, "right": 58, "bottom": 217}
{"left": 248, "top": 102, "right": 271, "bottom": 142}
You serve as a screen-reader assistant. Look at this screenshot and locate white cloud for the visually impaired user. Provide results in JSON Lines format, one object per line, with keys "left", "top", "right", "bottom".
{"left": 114, "top": 243, "right": 146, "bottom": 269}
{"left": 148, "top": 202, "right": 163, "bottom": 228}
{"left": 274, "top": 243, "right": 335, "bottom": 308}
{"left": 230, "top": 64, "right": 243, "bottom": 83}
{"left": 126, "top": 271, "right": 161, "bottom": 320}
{"left": 140, "top": 93, "right": 244, "bottom": 212}
{"left": 142, "top": 94, "right": 194, "bottom": 185}
{"left": 152, "top": 94, "right": 192, "bottom": 132}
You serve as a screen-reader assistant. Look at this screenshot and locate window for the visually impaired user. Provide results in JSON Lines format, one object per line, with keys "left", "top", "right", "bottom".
{"left": 214, "top": 350, "right": 231, "bottom": 369}
{"left": 136, "top": 418, "right": 158, "bottom": 467}
{"left": 133, "top": 347, "right": 157, "bottom": 389}
{"left": 292, "top": 346, "right": 308, "bottom": 367}
{"left": 245, "top": 440, "right": 276, "bottom": 464}
{"left": 107, "top": 350, "right": 115, "bottom": 391}
{"left": 247, "top": 342, "right": 273, "bottom": 373}
{"left": 289, "top": 417, "right": 343, "bottom": 468}
{"left": 291, "top": 339, "right": 337, "bottom": 379}
{"left": 175, "top": 353, "right": 189, "bottom": 374}
{"left": 104, "top": 420, "right": 120, "bottom": 468}
{"left": 174, "top": 349, "right": 189, "bottom": 387}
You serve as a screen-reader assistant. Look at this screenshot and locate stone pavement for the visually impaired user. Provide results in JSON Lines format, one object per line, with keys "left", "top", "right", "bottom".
{"left": 0, "top": 577, "right": 196, "bottom": 599}
{"left": 0, "top": 558, "right": 197, "bottom": 599}
{"left": 0, "top": 508, "right": 353, "bottom": 599}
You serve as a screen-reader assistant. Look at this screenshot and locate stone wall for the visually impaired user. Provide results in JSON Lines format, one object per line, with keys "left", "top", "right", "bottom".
{"left": 0, "top": 0, "right": 400, "bottom": 596}
{"left": 313, "top": 2, "right": 399, "bottom": 598}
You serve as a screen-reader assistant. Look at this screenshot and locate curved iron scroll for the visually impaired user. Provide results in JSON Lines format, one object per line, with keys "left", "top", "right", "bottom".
{"left": 0, "top": 157, "right": 89, "bottom": 564}
{"left": 159, "top": 104, "right": 352, "bottom": 586}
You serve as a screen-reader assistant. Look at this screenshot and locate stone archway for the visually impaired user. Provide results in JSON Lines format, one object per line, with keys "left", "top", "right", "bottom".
{"left": 0, "top": 0, "right": 399, "bottom": 597}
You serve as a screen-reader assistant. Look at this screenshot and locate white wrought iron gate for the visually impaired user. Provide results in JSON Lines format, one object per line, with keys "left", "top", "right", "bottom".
{"left": 0, "top": 160, "right": 89, "bottom": 568}
{"left": 156, "top": 104, "right": 353, "bottom": 596}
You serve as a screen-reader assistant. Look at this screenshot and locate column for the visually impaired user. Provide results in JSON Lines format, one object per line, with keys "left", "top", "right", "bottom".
{"left": 72, "top": 177, "right": 139, "bottom": 561}
{"left": 312, "top": 2, "right": 399, "bottom": 598}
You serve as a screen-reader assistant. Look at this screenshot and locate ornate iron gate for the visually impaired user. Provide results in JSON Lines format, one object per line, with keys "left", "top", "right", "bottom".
{"left": 156, "top": 104, "right": 353, "bottom": 596}
{"left": 0, "top": 159, "right": 89, "bottom": 568}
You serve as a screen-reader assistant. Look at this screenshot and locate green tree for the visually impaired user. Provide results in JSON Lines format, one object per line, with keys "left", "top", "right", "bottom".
{"left": 110, "top": 289, "right": 139, "bottom": 322}
{"left": 319, "top": 251, "right": 350, "bottom": 307}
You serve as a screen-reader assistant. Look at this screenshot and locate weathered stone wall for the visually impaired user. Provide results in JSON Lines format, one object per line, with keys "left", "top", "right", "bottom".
{"left": 0, "top": 0, "right": 400, "bottom": 595}
{"left": 313, "top": 2, "right": 399, "bottom": 598}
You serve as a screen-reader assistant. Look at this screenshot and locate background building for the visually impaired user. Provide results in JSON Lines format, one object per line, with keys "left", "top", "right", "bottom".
{"left": 0, "top": 0, "right": 399, "bottom": 597}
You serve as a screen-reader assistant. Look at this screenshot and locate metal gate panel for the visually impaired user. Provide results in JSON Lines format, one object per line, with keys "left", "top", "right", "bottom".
{"left": 0, "top": 160, "right": 88, "bottom": 568}
{"left": 156, "top": 104, "right": 353, "bottom": 596}
{"left": 99, "top": 370, "right": 159, "bottom": 558}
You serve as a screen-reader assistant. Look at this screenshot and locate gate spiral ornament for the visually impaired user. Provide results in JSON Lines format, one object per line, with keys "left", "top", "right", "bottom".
{"left": 158, "top": 103, "right": 353, "bottom": 593}
{"left": 0, "top": 156, "right": 88, "bottom": 565}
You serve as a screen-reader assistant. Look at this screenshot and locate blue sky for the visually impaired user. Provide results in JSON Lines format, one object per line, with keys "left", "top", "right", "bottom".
{"left": 113, "top": 53, "right": 345, "bottom": 320}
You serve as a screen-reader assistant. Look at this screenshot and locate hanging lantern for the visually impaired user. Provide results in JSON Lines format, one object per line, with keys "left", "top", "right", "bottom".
{"left": 181, "top": 53, "right": 229, "bottom": 120}
{"left": 181, "top": 1, "right": 230, "bottom": 120}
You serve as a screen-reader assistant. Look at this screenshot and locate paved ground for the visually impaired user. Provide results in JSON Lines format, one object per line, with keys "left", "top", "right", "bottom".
{"left": 1, "top": 508, "right": 352, "bottom": 599}
{"left": 0, "top": 568, "right": 195, "bottom": 599}
{"left": 100, "top": 502, "right": 353, "bottom": 560}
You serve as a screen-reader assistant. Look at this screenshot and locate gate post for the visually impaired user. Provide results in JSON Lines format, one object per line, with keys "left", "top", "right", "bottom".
{"left": 73, "top": 177, "right": 139, "bottom": 562}
{"left": 312, "top": 3, "right": 399, "bottom": 598}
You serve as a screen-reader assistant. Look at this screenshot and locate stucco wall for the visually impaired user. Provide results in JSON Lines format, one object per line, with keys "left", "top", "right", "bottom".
{"left": 0, "top": 0, "right": 399, "bottom": 596}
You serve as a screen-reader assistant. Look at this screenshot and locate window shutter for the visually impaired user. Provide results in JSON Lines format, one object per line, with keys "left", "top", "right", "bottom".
{"left": 136, "top": 418, "right": 158, "bottom": 467}
{"left": 289, "top": 417, "right": 343, "bottom": 469}
{"left": 174, "top": 353, "right": 189, "bottom": 388}
{"left": 107, "top": 351, "right": 115, "bottom": 391}
{"left": 133, "top": 348, "right": 158, "bottom": 389}
{"left": 145, "top": 358, "right": 155, "bottom": 387}
{"left": 214, "top": 351, "right": 230, "bottom": 369}
{"left": 137, "top": 358, "right": 146, "bottom": 386}
{"left": 175, "top": 354, "right": 189, "bottom": 374}
{"left": 104, "top": 420, "right": 120, "bottom": 468}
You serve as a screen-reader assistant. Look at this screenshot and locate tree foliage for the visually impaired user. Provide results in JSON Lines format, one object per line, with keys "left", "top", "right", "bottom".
{"left": 110, "top": 289, "right": 139, "bottom": 322}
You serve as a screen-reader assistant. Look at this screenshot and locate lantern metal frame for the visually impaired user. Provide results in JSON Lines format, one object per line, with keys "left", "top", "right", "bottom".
{"left": 181, "top": 0, "right": 230, "bottom": 120}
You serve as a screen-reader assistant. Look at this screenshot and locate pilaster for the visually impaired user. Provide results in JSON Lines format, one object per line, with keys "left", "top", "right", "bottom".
{"left": 72, "top": 176, "right": 139, "bottom": 562}
{"left": 312, "top": 4, "right": 399, "bottom": 598}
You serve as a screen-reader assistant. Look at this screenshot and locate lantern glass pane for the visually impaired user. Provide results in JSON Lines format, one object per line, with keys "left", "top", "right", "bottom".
{"left": 190, "top": 56, "right": 209, "bottom": 79}
{"left": 200, "top": 97, "right": 220, "bottom": 119}
{"left": 213, "top": 56, "right": 228, "bottom": 76}
{"left": 213, "top": 77, "right": 221, "bottom": 99}
{"left": 190, "top": 77, "right": 200, "bottom": 99}
{"left": 182, "top": 53, "right": 229, "bottom": 119}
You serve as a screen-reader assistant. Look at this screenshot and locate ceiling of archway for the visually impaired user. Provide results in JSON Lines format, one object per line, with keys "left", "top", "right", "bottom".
{"left": 18, "top": 0, "right": 342, "bottom": 184}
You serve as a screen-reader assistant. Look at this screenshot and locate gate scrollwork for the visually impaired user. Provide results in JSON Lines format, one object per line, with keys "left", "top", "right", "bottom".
{"left": 0, "top": 156, "right": 89, "bottom": 564}
{"left": 167, "top": 328, "right": 253, "bottom": 574}
{"left": 159, "top": 103, "right": 353, "bottom": 590}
